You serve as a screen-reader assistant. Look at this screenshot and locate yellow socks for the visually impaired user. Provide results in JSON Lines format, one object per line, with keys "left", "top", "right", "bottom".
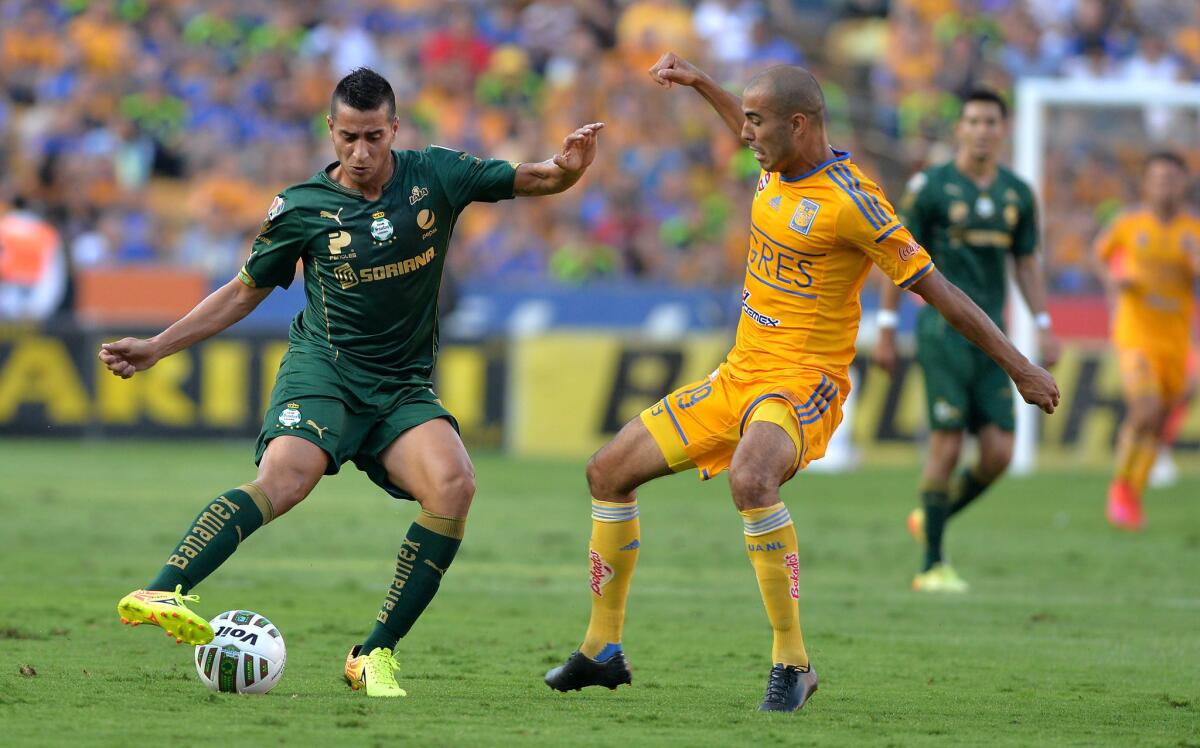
{"left": 742, "top": 502, "right": 809, "bottom": 668}
{"left": 580, "top": 500, "right": 640, "bottom": 661}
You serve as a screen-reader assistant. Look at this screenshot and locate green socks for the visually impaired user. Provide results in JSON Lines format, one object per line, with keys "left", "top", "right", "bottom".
{"left": 948, "top": 467, "right": 991, "bottom": 519}
{"left": 361, "top": 510, "right": 465, "bottom": 653}
{"left": 921, "top": 484, "right": 949, "bottom": 572}
{"left": 148, "top": 484, "right": 274, "bottom": 594}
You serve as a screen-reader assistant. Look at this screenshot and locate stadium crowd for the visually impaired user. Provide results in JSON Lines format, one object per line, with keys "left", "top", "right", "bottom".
{"left": 0, "top": 0, "right": 1197, "bottom": 318}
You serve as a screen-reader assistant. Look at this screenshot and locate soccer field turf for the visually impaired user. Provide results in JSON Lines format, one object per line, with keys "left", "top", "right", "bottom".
{"left": 1, "top": 441, "right": 1196, "bottom": 747}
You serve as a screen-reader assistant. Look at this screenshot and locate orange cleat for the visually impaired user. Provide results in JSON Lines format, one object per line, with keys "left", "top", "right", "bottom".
{"left": 1106, "top": 479, "right": 1143, "bottom": 531}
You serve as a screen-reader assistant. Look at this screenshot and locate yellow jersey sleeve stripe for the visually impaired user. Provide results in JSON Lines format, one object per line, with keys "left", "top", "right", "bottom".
{"left": 899, "top": 261, "right": 934, "bottom": 288}
{"left": 237, "top": 267, "right": 257, "bottom": 287}
{"left": 874, "top": 224, "right": 903, "bottom": 243}
{"left": 828, "top": 164, "right": 891, "bottom": 229}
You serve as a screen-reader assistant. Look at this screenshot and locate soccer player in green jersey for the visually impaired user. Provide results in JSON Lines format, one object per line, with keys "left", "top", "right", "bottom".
{"left": 873, "top": 89, "right": 1060, "bottom": 593}
{"left": 100, "top": 68, "right": 603, "bottom": 697}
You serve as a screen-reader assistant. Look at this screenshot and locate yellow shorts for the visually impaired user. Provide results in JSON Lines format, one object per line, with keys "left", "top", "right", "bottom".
{"left": 1117, "top": 347, "right": 1189, "bottom": 403}
{"left": 640, "top": 363, "right": 845, "bottom": 481}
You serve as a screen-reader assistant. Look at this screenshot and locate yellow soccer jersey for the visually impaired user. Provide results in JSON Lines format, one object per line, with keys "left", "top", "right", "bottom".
{"left": 1094, "top": 208, "right": 1200, "bottom": 356}
{"left": 727, "top": 149, "right": 934, "bottom": 386}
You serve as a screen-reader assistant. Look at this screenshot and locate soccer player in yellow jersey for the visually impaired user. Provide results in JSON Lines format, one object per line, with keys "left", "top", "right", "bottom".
{"left": 1093, "top": 151, "right": 1200, "bottom": 530}
{"left": 544, "top": 53, "right": 1059, "bottom": 712}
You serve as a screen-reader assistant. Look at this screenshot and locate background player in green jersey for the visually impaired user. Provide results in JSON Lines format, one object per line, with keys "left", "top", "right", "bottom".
{"left": 99, "top": 68, "right": 603, "bottom": 696}
{"left": 873, "top": 89, "right": 1060, "bottom": 593}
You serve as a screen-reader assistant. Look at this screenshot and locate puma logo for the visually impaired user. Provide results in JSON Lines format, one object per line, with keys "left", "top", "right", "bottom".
{"left": 305, "top": 419, "right": 329, "bottom": 439}
{"left": 423, "top": 559, "right": 446, "bottom": 577}
{"left": 320, "top": 207, "right": 344, "bottom": 225}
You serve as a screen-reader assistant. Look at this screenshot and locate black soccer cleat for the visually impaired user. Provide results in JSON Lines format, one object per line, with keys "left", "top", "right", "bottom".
{"left": 757, "top": 663, "right": 818, "bottom": 712}
{"left": 544, "top": 650, "right": 632, "bottom": 692}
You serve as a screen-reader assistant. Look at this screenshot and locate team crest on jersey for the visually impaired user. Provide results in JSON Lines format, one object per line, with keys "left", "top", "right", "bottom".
{"left": 788, "top": 198, "right": 821, "bottom": 236}
{"left": 370, "top": 211, "right": 394, "bottom": 241}
{"left": 756, "top": 172, "right": 771, "bottom": 193}
{"left": 975, "top": 195, "right": 995, "bottom": 218}
{"left": 278, "top": 404, "right": 301, "bottom": 427}
{"left": 266, "top": 196, "right": 285, "bottom": 221}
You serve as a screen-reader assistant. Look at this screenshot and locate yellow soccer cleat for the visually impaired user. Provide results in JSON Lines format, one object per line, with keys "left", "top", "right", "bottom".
{"left": 117, "top": 585, "right": 213, "bottom": 645}
{"left": 906, "top": 507, "right": 925, "bottom": 545}
{"left": 344, "top": 645, "right": 407, "bottom": 697}
{"left": 912, "top": 563, "right": 969, "bottom": 593}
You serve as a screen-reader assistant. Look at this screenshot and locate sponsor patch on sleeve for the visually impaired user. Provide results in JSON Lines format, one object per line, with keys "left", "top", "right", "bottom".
{"left": 266, "top": 195, "right": 285, "bottom": 221}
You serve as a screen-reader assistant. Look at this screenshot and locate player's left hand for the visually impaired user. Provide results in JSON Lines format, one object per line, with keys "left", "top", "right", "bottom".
{"left": 553, "top": 122, "right": 604, "bottom": 175}
{"left": 1038, "top": 331, "right": 1062, "bottom": 369}
{"left": 1013, "top": 363, "right": 1060, "bottom": 415}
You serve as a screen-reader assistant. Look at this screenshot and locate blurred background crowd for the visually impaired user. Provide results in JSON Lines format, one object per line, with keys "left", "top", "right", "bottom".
{"left": 1, "top": 0, "right": 1198, "bottom": 320}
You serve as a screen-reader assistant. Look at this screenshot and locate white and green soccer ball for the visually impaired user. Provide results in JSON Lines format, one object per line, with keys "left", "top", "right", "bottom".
{"left": 194, "top": 610, "right": 286, "bottom": 694}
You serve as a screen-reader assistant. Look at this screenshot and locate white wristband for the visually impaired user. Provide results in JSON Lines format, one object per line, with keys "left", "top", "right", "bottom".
{"left": 876, "top": 309, "right": 899, "bottom": 330}
{"left": 1034, "top": 312, "right": 1052, "bottom": 330}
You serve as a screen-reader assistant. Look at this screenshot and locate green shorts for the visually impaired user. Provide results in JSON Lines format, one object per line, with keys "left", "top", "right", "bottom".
{"left": 254, "top": 348, "right": 458, "bottom": 500}
{"left": 915, "top": 309, "right": 1014, "bottom": 433}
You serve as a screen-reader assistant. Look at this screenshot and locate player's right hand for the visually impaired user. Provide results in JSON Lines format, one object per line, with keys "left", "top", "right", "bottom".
{"left": 649, "top": 52, "right": 706, "bottom": 89}
{"left": 98, "top": 337, "right": 160, "bottom": 379}
{"left": 872, "top": 332, "right": 898, "bottom": 376}
{"left": 1014, "top": 363, "right": 1060, "bottom": 414}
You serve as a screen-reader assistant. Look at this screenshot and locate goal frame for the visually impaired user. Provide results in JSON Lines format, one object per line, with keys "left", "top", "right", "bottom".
{"left": 1010, "top": 78, "right": 1200, "bottom": 473}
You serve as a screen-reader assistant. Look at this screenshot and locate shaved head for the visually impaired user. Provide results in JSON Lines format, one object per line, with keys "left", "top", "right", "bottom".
{"left": 745, "top": 65, "right": 825, "bottom": 120}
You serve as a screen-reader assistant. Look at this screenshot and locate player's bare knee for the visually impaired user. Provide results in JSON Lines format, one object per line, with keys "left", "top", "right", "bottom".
{"left": 424, "top": 471, "right": 476, "bottom": 516}
{"left": 586, "top": 450, "right": 633, "bottom": 500}
{"left": 979, "top": 446, "right": 1012, "bottom": 479}
{"left": 729, "top": 468, "right": 777, "bottom": 510}
{"left": 256, "top": 470, "right": 315, "bottom": 517}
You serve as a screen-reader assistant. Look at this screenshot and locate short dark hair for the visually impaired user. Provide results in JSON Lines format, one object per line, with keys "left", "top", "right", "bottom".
{"left": 960, "top": 89, "right": 1008, "bottom": 120}
{"left": 331, "top": 68, "right": 396, "bottom": 119}
{"left": 1146, "top": 150, "right": 1187, "bottom": 172}
{"left": 746, "top": 65, "right": 825, "bottom": 119}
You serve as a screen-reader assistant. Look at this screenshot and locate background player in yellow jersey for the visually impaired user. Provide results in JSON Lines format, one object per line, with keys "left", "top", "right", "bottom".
{"left": 544, "top": 52, "right": 1059, "bottom": 712}
{"left": 1092, "top": 152, "right": 1200, "bottom": 530}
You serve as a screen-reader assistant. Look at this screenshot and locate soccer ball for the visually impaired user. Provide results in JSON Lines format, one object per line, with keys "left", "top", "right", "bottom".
{"left": 194, "top": 610, "right": 286, "bottom": 694}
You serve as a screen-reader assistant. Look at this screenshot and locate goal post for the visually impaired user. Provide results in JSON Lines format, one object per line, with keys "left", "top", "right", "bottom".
{"left": 1010, "top": 78, "right": 1200, "bottom": 474}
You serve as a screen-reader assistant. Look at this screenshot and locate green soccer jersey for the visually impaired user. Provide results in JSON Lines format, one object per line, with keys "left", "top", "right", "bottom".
{"left": 239, "top": 147, "right": 517, "bottom": 383}
{"left": 899, "top": 161, "right": 1037, "bottom": 326}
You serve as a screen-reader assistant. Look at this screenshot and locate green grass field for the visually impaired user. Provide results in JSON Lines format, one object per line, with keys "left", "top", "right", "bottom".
{"left": 1, "top": 440, "right": 1197, "bottom": 747}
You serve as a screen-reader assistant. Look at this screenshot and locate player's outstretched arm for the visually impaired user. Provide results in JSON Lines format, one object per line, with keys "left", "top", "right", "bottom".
{"left": 648, "top": 52, "right": 744, "bottom": 139}
{"left": 909, "top": 270, "right": 1060, "bottom": 414}
{"left": 1013, "top": 255, "right": 1061, "bottom": 367}
{"left": 514, "top": 123, "right": 604, "bottom": 197}
{"left": 98, "top": 277, "right": 271, "bottom": 379}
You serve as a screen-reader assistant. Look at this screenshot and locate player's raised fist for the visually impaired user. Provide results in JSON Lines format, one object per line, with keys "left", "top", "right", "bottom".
{"left": 1014, "top": 364, "right": 1060, "bottom": 414}
{"left": 98, "top": 337, "right": 161, "bottom": 379}
{"left": 649, "top": 52, "right": 706, "bottom": 89}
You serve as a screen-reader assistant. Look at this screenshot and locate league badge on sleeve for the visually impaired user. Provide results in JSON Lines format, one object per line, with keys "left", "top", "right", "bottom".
{"left": 266, "top": 196, "right": 285, "bottom": 221}
{"left": 789, "top": 198, "right": 820, "bottom": 236}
